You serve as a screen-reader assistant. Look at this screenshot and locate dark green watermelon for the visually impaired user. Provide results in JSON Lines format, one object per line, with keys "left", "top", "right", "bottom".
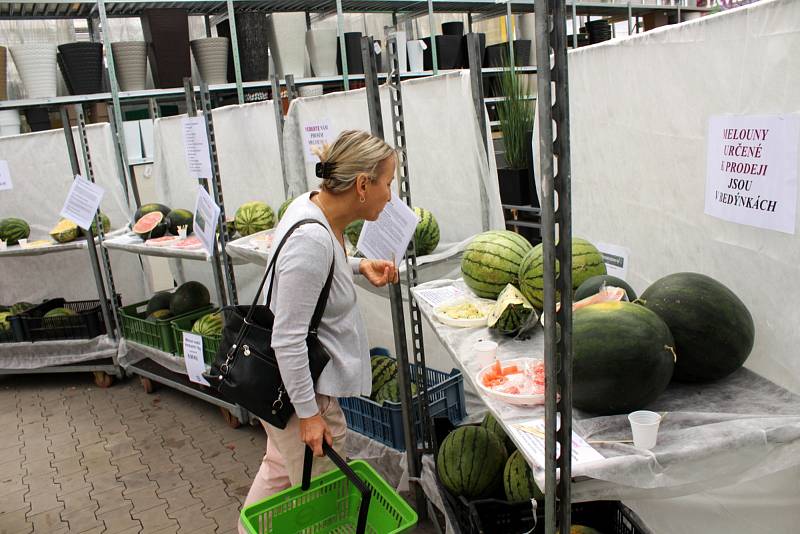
{"left": 166, "top": 209, "right": 194, "bottom": 235}
{"left": 146, "top": 292, "right": 173, "bottom": 315}
{"left": 437, "top": 426, "right": 508, "bottom": 499}
{"left": 641, "top": 272, "right": 754, "bottom": 382}
{"left": 504, "top": 450, "right": 543, "bottom": 502}
{"left": 169, "top": 281, "right": 211, "bottom": 316}
{"left": 133, "top": 203, "right": 171, "bottom": 224}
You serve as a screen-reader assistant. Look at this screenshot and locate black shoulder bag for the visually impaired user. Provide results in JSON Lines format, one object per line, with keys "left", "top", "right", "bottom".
{"left": 208, "top": 219, "right": 334, "bottom": 428}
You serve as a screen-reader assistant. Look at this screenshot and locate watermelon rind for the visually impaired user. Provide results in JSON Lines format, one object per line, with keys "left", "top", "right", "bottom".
{"left": 166, "top": 209, "right": 194, "bottom": 236}
{"left": 278, "top": 198, "right": 295, "bottom": 221}
{"left": 0, "top": 218, "right": 31, "bottom": 246}
{"left": 461, "top": 230, "right": 534, "bottom": 299}
{"left": 169, "top": 281, "right": 211, "bottom": 316}
{"left": 640, "top": 272, "right": 754, "bottom": 383}
{"left": 437, "top": 426, "right": 508, "bottom": 499}
{"left": 133, "top": 212, "right": 167, "bottom": 240}
{"left": 573, "top": 301, "right": 675, "bottom": 414}
{"left": 50, "top": 219, "right": 80, "bottom": 243}
{"left": 413, "top": 207, "right": 440, "bottom": 256}
{"left": 504, "top": 450, "right": 543, "bottom": 502}
{"left": 235, "top": 201, "right": 275, "bottom": 237}
{"left": 133, "top": 203, "right": 171, "bottom": 223}
{"left": 487, "top": 284, "right": 535, "bottom": 336}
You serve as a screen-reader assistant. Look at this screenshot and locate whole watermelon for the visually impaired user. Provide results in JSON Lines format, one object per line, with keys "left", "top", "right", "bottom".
{"left": 573, "top": 301, "right": 675, "bottom": 415}
{"left": 166, "top": 209, "right": 193, "bottom": 235}
{"left": 641, "top": 272, "right": 754, "bottom": 382}
{"left": 373, "top": 378, "right": 417, "bottom": 404}
{"left": 0, "top": 312, "right": 12, "bottom": 331}
{"left": 482, "top": 412, "right": 515, "bottom": 453}
{"left": 235, "top": 201, "right": 275, "bottom": 236}
{"left": 413, "top": 207, "right": 440, "bottom": 256}
{"left": 461, "top": 230, "right": 533, "bottom": 299}
{"left": 191, "top": 312, "right": 223, "bottom": 337}
{"left": 88, "top": 212, "right": 111, "bottom": 237}
{"left": 575, "top": 274, "right": 637, "bottom": 302}
{"left": 44, "top": 307, "right": 77, "bottom": 318}
{"left": 133, "top": 203, "right": 171, "bottom": 223}
{"left": 146, "top": 309, "right": 172, "bottom": 322}
{"left": 10, "top": 302, "right": 34, "bottom": 315}
{"left": 504, "top": 450, "right": 543, "bottom": 502}
{"left": 169, "top": 281, "right": 211, "bottom": 316}
{"left": 0, "top": 218, "right": 31, "bottom": 246}
{"left": 437, "top": 426, "right": 508, "bottom": 499}
{"left": 518, "top": 237, "right": 607, "bottom": 310}
{"left": 278, "top": 197, "right": 295, "bottom": 221}
{"left": 345, "top": 220, "right": 364, "bottom": 248}
{"left": 146, "top": 292, "right": 173, "bottom": 315}
{"left": 371, "top": 355, "right": 398, "bottom": 398}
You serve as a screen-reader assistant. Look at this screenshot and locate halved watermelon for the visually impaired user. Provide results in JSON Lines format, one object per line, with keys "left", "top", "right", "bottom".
{"left": 133, "top": 212, "right": 167, "bottom": 240}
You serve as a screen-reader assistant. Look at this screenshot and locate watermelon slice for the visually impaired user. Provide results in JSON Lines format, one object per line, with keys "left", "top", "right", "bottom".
{"left": 173, "top": 236, "right": 203, "bottom": 250}
{"left": 133, "top": 211, "right": 167, "bottom": 240}
{"left": 145, "top": 235, "right": 181, "bottom": 247}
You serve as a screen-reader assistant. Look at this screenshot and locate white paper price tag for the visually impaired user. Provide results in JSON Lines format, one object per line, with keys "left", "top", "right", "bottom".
{"left": 59, "top": 175, "right": 105, "bottom": 230}
{"left": 302, "top": 119, "right": 333, "bottom": 162}
{"left": 0, "top": 160, "right": 12, "bottom": 191}
{"left": 357, "top": 193, "right": 420, "bottom": 266}
{"left": 193, "top": 185, "right": 220, "bottom": 255}
{"left": 596, "top": 242, "right": 630, "bottom": 280}
{"left": 183, "top": 332, "right": 210, "bottom": 386}
{"left": 182, "top": 116, "right": 213, "bottom": 180}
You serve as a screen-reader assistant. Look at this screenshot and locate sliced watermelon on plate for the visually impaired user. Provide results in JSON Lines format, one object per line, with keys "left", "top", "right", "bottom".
{"left": 145, "top": 235, "right": 181, "bottom": 247}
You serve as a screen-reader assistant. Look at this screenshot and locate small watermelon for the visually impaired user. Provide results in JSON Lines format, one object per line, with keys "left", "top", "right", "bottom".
{"left": 0, "top": 218, "right": 31, "bottom": 246}
{"left": 10, "top": 302, "right": 34, "bottom": 315}
{"left": 504, "top": 450, "right": 543, "bottom": 502}
{"left": 88, "top": 212, "right": 111, "bottom": 237}
{"left": 44, "top": 307, "right": 76, "bottom": 318}
{"left": 437, "top": 426, "right": 508, "bottom": 499}
{"left": 166, "top": 208, "right": 194, "bottom": 236}
{"left": 133, "top": 212, "right": 167, "bottom": 240}
{"left": 277, "top": 197, "right": 295, "bottom": 221}
{"left": 234, "top": 201, "right": 275, "bottom": 236}
{"left": 413, "top": 207, "right": 440, "bottom": 256}
{"left": 146, "top": 292, "right": 173, "bottom": 315}
{"left": 482, "top": 412, "right": 515, "bottom": 453}
{"left": 373, "top": 378, "right": 417, "bottom": 404}
{"left": 371, "top": 355, "right": 398, "bottom": 398}
{"left": 0, "top": 312, "right": 12, "bottom": 331}
{"left": 461, "top": 231, "right": 534, "bottom": 299}
{"left": 146, "top": 309, "right": 172, "bottom": 322}
{"left": 345, "top": 220, "right": 364, "bottom": 248}
{"left": 191, "top": 312, "right": 223, "bottom": 337}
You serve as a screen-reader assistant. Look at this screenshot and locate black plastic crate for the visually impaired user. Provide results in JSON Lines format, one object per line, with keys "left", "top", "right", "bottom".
{"left": 12, "top": 297, "right": 120, "bottom": 342}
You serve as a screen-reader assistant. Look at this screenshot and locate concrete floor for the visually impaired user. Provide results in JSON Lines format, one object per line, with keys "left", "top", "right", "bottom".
{"left": 0, "top": 373, "right": 438, "bottom": 533}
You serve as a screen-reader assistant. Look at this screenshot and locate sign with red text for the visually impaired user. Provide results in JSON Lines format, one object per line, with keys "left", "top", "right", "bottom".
{"left": 705, "top": 114, "right": 800, "bottom": 235}
{"left": 303, "top": 119, "right": 333, "bottom": 162}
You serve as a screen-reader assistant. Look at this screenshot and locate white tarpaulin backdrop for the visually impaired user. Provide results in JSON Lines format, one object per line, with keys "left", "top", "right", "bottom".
{"left": 565, "top": 1, "right": 800, "bottom": 532}
{"left": 0, "top": 124, "right": 146, "bottom": 305}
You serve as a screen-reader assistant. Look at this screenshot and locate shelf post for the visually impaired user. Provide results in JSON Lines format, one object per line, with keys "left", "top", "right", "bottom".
{"left": 467, "top": 33, "right": 491, "bottom": 232}
{"left": 535, "top": 1, "right": 574, "bottom": 533}
{"left": 271, "top": 58, "right": 290, "bottom": 199}
{"left": 336, "top": 0, "right": 349, "bottom": 90}
{"left": 226, "top": 0, "right": 245, "bottom": 104}
{"left": 427, "top": 0, "right": 438, "bottom": 74}
{"left": 506, "top": 0, "right": 515, "bottom": 67}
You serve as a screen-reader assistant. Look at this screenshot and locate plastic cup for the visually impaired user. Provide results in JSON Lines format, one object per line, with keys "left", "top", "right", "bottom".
{"left": 18, "top": 238, "right": 27, "bottom": 248}
{"left": 628, "top": 410, "right": 662, "bottom": 450}
{"left": 473, "top": 340, "right": 498, "bottom": 368}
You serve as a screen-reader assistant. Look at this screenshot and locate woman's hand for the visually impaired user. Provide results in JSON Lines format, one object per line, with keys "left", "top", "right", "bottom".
{"left": 359, "top": 259, "right": 399, "bottom": 287}
{"left": 299, "top": 413, "right": 332, "bottom": 457}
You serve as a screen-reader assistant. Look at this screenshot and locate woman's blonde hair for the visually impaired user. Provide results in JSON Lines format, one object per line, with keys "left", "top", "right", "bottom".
{"left": 316, "top": 130, "right": 396, "bottom": 193}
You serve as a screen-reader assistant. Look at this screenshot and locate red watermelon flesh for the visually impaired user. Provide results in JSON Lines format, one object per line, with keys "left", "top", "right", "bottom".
{"left": 133, "top": 212, "right": 166, "bottom": 240}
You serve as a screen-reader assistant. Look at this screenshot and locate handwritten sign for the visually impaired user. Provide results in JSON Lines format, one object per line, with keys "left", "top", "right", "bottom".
{"left": 303, "top": 119, "right": 333, "bottom": 162}
{"left": 182, "top": 116, "right": 213, "bottom": 180}
{"left": 704, "top": 115, "right": 800, "bottom": 235}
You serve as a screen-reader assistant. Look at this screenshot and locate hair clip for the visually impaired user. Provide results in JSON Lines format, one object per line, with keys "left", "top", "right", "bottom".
{"left": 315, "top": 161, "right": 335, "bottom": 179}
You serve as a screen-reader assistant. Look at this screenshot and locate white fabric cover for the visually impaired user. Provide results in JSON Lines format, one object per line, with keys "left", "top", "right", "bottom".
{"left": 567, "top": 0, "right": 800, "bottom": 394}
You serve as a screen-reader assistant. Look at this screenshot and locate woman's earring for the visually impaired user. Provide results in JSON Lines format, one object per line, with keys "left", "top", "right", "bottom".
{"left": 359, "top": 196, "right": 366, "bottom": 203}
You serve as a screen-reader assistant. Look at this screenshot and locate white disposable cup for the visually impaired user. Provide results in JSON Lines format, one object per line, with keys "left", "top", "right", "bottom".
{"left": 473, "top": 340, "right": 498, "bottom": 368}
{"left": 628, "top": 410, "right": 662, "bottom": 450}
{"left": 18, "top": 238, "right": 28, "bottom": 248}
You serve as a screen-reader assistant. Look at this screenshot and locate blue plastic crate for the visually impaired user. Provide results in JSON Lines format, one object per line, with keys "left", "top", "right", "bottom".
{"left": 339, "top": 356, "right": 466, "bottom": 451}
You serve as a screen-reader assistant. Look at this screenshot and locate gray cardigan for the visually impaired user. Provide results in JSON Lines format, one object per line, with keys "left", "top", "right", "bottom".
{"left": 267, "top": 192, "right": 371, "bottom": 418}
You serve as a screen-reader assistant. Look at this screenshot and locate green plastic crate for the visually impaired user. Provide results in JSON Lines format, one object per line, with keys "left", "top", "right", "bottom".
{"left": 118, "top": 300, "right": 213, "bottom": 354}
{"left": 240, "top": 459, "right": 417, "bottom": 534}
{"left": 171, "top": 309, "right": 222, "bottom": 365}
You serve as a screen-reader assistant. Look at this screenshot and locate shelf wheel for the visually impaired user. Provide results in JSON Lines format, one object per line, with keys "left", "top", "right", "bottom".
{"left": 140, "top": 377, "right": 155, "bottom": 394}
{"left": 93, "top": 372, "right": 114, "bottom": 388}
{"left": 220, "top": 407, "right": 242, "bottom": 429}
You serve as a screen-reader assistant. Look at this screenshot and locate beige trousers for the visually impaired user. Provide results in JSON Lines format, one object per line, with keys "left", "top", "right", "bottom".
{"left": 238, "top": 394, "right": 347, "bottom": 534}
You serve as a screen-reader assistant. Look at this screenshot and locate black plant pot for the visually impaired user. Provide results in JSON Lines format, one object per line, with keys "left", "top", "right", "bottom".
{"left": 57, "top": 43, "right": 104, "bottom": 95}
{"left": 442, "top": 21, "right": 464, "bottom": 36}
{"left": 141, "top": 8, "right": 191, "bottom": 88}
{"left": 25, "top": 108, "right": 51, "bottom": 132}
{"left": 461, "top": 32, "right": 486, "bottom": 69}
{"left": 484, "top": 40, "right": 533, "bottom": 68}
{"left": 336, "top": 32, "right": 364, "bottom": 75}
{"left": 216, "top": 12, "right": 269, "bottom": 83}
{"left": 423, "top": 35, "right": 462, "bottom": 70}
{"left": 498, "top": 167, "right": 537, "bottom": 207}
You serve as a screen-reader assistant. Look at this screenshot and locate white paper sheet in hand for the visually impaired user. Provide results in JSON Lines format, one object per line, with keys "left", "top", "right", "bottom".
{"left": 357, "top": 193, "right": 420, "bottom": 266}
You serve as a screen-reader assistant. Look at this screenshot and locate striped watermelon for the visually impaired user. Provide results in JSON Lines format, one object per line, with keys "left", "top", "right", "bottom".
{"left": 345, "top": 220, "right": 364, "bottom": 248}
{"left": 278, "top": 197, "right": 295, "bottom": 221}
{"left": 437, "top": 426, "right": 508, "bottom": 499}
{"left": 370, "top": 355, "right": 398, "bottom": 398}
{"left": 235, "top": 201, "right": 275, "bottom": 236}
{"left": 481, "top": 412, "right": 515, "bottom": 453}
{"left": 461, "top": 231, "right": 533, "bottom": 299}
{"left": 191, "top": 312, "right": 223, "bottom": 337}
{"left": 0, "top": 218, "right": 31, "bottom": 246}
{"left": 373, "top": 378, "right": 417, "bottom": 404}
{"left": 413, "top": 207, "right": 440, "bottom": 256}
{"left": 518, "top": 237, "right": 607, "bottom": 310}
{"left": 504, "top": 450, "right": 543, "bottom": 502}
{"left": 44, "top": 307, "right": 76, "bottom": 318}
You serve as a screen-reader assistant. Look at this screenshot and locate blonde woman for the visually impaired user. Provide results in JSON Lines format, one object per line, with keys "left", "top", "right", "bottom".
{"left": 238, "top": 130, "right": 398, "bottom": 528}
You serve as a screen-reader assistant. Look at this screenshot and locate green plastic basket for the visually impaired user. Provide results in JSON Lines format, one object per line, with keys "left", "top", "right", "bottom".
{"left": 241, "top": 445, "right": 417, "bottom": 534}
{"left": 171, "top": 309, "right": 222, "bottom": 365}
{"left": 118, "top": 300, "right": 213, "bottom": 354}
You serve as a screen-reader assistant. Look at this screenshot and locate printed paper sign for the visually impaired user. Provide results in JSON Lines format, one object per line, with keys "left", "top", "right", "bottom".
{"left": 596, "top": 242, "right": 630, "bottom": 280}
{"left": 182, "top": 332, "right": 210, "bottom": 386}
{"left": 414, "top": 286, "right": 465, "bottom": 308}
{"left": 60, "top": 175, "right": 105, "bottom": 230}
{"left": 705, "top": 114, "right": 800, "bottom": 234}
{"left": 303, "top": 120, "right": 333, "bottom": 162}
{"left": 0, "top": 160, "right": 12, "bottom": 191}
{"left": 193, "top": 185, "right": 221, "bottom": 255}
{"left": 507, "top": 418, "right": 604, "bottom": 470}
{"left": 357, "top": 193, "right": 420, "bottom": 266}
{"left": 182, "top": 116, "right": 213, "bottom": 180}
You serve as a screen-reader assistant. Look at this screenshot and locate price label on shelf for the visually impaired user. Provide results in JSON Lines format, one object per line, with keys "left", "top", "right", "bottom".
{"left": 59, "top": 175, "right": 105, "bottom": 230}
{"left": 0, "top": 160, "right": 12, "bottom": 191}
{"left": 193, "top": 185, "right": 220, "bottom": 255}
{"left": 182, "top": 116, "right": 213, "bottom": 180}
{"left": 182, "top": 332, "right": 210, "bottom": 386}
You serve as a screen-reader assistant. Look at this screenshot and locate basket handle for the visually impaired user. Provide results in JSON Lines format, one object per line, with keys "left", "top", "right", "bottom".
{"left": 302, "top": 442, "right": 371, "bottom": 534}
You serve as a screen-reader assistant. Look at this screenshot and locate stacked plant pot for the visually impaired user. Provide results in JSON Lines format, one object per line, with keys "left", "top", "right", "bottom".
{"left": 336, "top": 32, "right": 364, "bottom": 75}
{"left": 306, "top": 29, "right": 337, "bottom": 77}
{"left": 587, "top": 19, "right": 612, "bottom": 44}
{"left": 111, "top": 41, "right": 148, "bottom": 91}
{"left": 268, "top": 13, "right": 307, "bottom": 78}
{"left": 216, "top": 12, "right": 270, "bottom": 83}
{"left": 422, "top": 35, "right": 462, "bottom": 71}
{"left": 141, "top": 8, "right": 191, "bottom": 89}
{"left": 57, "top": 42, "right": 104, "bottom": 95}
{"left": 0, "top": 46, "right": 7, "bottom": 100}
{"left": 191, "top": 37, "right": 229, "bottom": 85}
{"left": 9, "top": 43, "right": 58, "bottom": 99}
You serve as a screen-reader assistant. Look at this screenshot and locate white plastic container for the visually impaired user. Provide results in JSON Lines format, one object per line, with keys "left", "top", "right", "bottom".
{"left": 628, "top": 410, "right": 662, "bottom": 450}
{"left": 407, "top": 40, "right": 426, "bottom": 72}
{"left": 0, "top": 110, "right": 22, "bottom": 137}
{"left": 306, "top": 29, "right": 337, "bottom": 77}
{"left": 9, "top": 43, "right": 58, "bottom": 99}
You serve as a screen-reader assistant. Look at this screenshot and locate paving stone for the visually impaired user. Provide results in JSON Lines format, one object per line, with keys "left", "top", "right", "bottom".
{"left": 202, "top": 500, "right": 242, "bottom": 532}
{"left": 25, "top": 486, "right": 64, "bottom": 516}
{"left": 131, "top": 503, "right": 179, "bottom": 532}
{"left": 0, "top": 507, "right": 34, "bottom": 534}
{"left": 48, "top": 440, "right": 82, "bottom": 463}
{"left": 191, "top": 482, "right": 236, "bottom": 513}
{"left": 52, "top": 456, "right": 85, "bottom": 477}
{"left": 60, "top": 505, "right": 102, "bottom": 532}
{"left": 126, "top": 484, "right": 167, "bottom": 514}
{"left": 57, "top": 486, "right": 96, "bottom": 513}
{"left": 91, "top": 485, "right": 129, "bottom": 516}
{"left": 54, "top": 469, "right": 90, "bottom": 496}
{"left": 158, "top": 485, "right": 203, "bottom": 514}
{"left": 106, "top": 438, "right": 137, "bottom": 459}
{"left": 168, "top": 502, "right": 217, "bottom": 532}
{"left": 0, "top": 488, "right": 29, "bottom": 514}
{"left": 0, "top": 477, "right": 27, "bottom": 499}
{"left": 153, "top": 468, "right": 191, "bottom": 495}
{"left": 113, "top": 453, "right": 148, "bottom": 476}
{"left": 84, "top": 471, "right": 123, "bottom": 495}
{"left": 96, "top": 503, "right": 141, "bottom": 533}
{"left": 178, "top": 466, "right": 217, "bottom": 492}
{"left": 120, "top": 470, "right": 155, "bottom": 495}
{"left": 28, "top": 504, "right": 67, "bottom": 532}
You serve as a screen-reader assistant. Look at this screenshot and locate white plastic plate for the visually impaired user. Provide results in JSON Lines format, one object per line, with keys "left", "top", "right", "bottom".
{"left": 433, "top": 296, "right": 494, "bottom": 328}
{"left": 476, "top": 357, "right": 546, "bottom": 406}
